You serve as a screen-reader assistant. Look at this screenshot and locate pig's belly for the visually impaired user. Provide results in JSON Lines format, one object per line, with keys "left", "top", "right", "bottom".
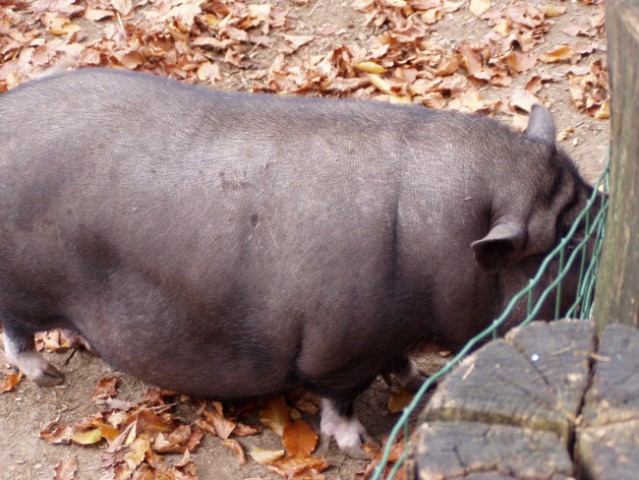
{"left": 89, "top": 331, "right": 301, "bottom": 399}
{"left": 69, "top": 298, "right": 301, "bottom": 399}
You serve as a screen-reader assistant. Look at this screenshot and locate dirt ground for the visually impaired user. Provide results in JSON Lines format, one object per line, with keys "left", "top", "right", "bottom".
{"left": 0, "top": 0, "right": 609, "bottom": 479}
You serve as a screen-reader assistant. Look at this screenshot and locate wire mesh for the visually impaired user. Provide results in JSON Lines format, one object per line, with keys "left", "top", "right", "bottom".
{"left": 371, "top": 159, "right": 610, "bottom": 480}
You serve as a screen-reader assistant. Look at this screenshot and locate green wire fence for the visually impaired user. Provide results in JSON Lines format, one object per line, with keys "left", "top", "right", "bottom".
{"left": 371, "top": 158, "right": 610, "bottom": 480}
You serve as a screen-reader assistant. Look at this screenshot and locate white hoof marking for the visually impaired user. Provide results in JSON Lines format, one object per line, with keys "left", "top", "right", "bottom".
{"left": 320, "top": 399, "right": 368, "bottom": 450}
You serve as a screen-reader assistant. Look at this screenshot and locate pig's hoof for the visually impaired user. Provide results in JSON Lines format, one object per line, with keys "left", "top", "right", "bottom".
{"left": 342, "top": 444, "right": 371, "bottom": 460}
{"left": 394, "top": 360, "right": 428, "bottom": 393}
{"left": 400, "top": 369, "right": 428, "bottom": 393}
{"left": 318, "top": 430, "right": 377, "bottom": 460}
{"left": 361, "top": 431, "right": 380, "bottom": 448}
{"left": 316, "top": 432, "right": 331, "bottom": 457}
{"left": 2, "top": 337, "right": 66, "bottom": 387}
{"left": 33, "top": 364, "right": 65, "bottom": 387}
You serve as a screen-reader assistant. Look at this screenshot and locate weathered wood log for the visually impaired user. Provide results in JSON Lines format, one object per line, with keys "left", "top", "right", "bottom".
{"left": 422, "top": 321, "right": 594, "bottom": 442}
{"left": 414, "top": 422, "right": 573, "bottom": 480}
{"left": 412, "top": 321, "right": 639, "bottom": 480}
{"left": 593, "top": 0, "right": 639, "bottom": 329}
{"left": 580, "top": 323, "right": 639, "bottom": 425}
{"left": 577, "top": 324, "right": 639, "bottom": 480}
{"left": 578, "top": 422, "right": 639, "bottom": 480}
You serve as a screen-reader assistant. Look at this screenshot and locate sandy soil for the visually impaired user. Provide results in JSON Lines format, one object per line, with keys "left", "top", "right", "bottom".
{"left": 0, "top": 0, "right": 609, "bottom": 479}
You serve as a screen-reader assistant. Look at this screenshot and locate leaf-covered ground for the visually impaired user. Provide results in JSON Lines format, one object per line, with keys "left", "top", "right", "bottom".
{"left": 0, "top": 0, "right": 609, "bottom": 479}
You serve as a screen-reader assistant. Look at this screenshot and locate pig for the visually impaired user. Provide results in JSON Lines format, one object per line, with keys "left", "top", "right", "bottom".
{"left": 0, "top": 68, "right": 595, "bottom": 458}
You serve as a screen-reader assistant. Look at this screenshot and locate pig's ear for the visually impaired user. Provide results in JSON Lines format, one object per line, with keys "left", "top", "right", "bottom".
{"left": 471, "top": 222, "right": 526, "bottom": 273}
{"left": 525, "top": 104, "right": 556, "bottom": 145}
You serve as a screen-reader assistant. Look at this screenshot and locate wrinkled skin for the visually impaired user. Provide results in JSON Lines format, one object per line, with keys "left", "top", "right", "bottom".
{"left": 0, "top": 69, "right": 595, "bottom": 458}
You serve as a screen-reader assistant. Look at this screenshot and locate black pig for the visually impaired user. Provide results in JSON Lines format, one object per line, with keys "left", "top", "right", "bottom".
{"left": 0, "top": 68, "right": 594, "bottom": 458}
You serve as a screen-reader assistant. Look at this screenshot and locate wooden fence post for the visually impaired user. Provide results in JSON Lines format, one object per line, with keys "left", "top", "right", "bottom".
{"left": 594, "top": 1, "right": 639, "bottom": 329}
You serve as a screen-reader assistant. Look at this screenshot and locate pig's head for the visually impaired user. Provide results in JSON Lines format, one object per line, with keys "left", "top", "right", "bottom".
{"left": 471, "top": 104, "right": 601, "bottom": 325}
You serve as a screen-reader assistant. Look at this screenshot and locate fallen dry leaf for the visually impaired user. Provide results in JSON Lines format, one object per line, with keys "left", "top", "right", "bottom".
{"left": 40, "top": 423, "right": 75, "bottom": 444}
{"left": 197, "top": 62, "right": 221, "bottom": 84}
{"left": 511, "top": 114, "right": 530, "bottom": 132}
{"left": 493, "top": 18, "right": 511, "bottom": 37}
{"left": 563, "top": 24, "right": 592, "bottom": 37}
{"left": 448, "top": 89, "right": 490, "bottom": 113}
{"left": 503, "top": 51, "right": 537, "bottom": 73}
{"left": 593, "top": 100, "right": 609, "bottom": 119}
{"left": 558, "top": 127, "right": 575, "bottom": 141}
{"left": 443, "top": 0, "right": 464, "bottom": 12}
{"left": 260, "top": 396, "right": 291, "bottom": 436}
{"left": 248, "top": 3, "right": 271, "bottom": 20}
{"left": 421, "top": 7, "right": 442, "bottom": 24}
{"left": 283, "top": 34, "right": 314, "bottom": 51}
{"left": 92, "top": 377, "right": 119, "bottom": 401}
{"left": 53, "top": 457, "right": 78, "bottom": 480}
{"left": 368, "top": 73, "right": 393, "bottom": 94}
{"left": 70, "top": 428, "right": 103, "bottom": 445}
{"left": 95, "top": 397, "right": 136, "bottom": 411}
{"left": 84, "top": 8, "right": 114, "bottom": 21}
{"left": 35, "top": 329, "right": 74, "bottom": 352}
{"left": 292, "top": 390, "right": 321, "bottom": 416}
{"left": 233, "top": 422, "right": 263, "bottom": 436}
{"left": 509, "top": 87, "right": 539, "bottom": 112}
{"left": 568, "top": 59, "right": 609, "bottom": 118}
{"left": 282, "top": 420, "right": 318, "bottom": 457}
{"left": 124, "top": 435, "right": 152, "bottom": 471}
{"left": 433, "top": 54, "right": 461, "bottom": 77}
{"left": 358, "top": 438, "right": 408, "bottom": 479}
{"left": 384, "top": 0, "right": 407, "bottom": 7}
{"left": 290, "top": 408, "right": 303, "bottom": 421}
{"left": 409, "top": 0, "right": 440, "bottom": 9}
{"left": 115, "top": 51, "right": 146, "bottom": 70}
{"left": 539, "top": 5, "right": 566, "bottom": 17}
{"left": 573, "top": 40, "right": 596, "bottom": 55}
{"left": 136, "top": 408, "right": 175, "bottom": 434}
{"left": 388, "top": 386, "right": 415, "bottom": 413}
{"left": 459, "top": 43, "right": 484, "bottom": 78}
{"left": 153, "top": 424, "right": 204, "bottom": 453}
{"left": 161, "top": 1, "right": 204, "bottom": 28}
{"left": 269, "top": 455, "right": 329, "bottom": 479}
{"left": 42, "top": 13, "right": 81, "bottom": 35}
{"left": 110, "top": 0, "right": 133, "bottom": 16}
{"left": 469, "top": 0, "right": 490, "bottom": 17}
{"left": 589, "top": 5, "right": 605, "bottom": 31}
{"left": 525, "top": 76, "right": 543, "bottom": 94}
{"left": 0, "top": 372, "right": 21, "bottom": 393}
{"left": 250, "top": 447, "right": 286, "bottom": 465}
{"left": 540, "top": 45, "right": 574, "bottom": 63}
{"left": 209, "top": 400, "right": 224, "bottom": 415}
{"left": 140, "top": 388, "right": 174, "bottom": 406}
{"left": 90, "top": 420, "right": 121, "bottom": 442}
{"left": 222, "top": 438, "right": 247, "bottom": 465}
{"left": 354, "top": 61, "right": 386, "bottom": 74}
{"left": 197, "top": 409, "right": 237, "bottom": 439}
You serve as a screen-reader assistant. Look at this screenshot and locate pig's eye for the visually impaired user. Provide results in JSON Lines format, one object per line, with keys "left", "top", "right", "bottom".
{"left": 565, "top": 224, "right": 585, "bottom": 249}
{"left": 558, "top": 220, "right": 583, "bottom": 250}
{"left": 567, "top": 235, "right": 583, "bottom": 250}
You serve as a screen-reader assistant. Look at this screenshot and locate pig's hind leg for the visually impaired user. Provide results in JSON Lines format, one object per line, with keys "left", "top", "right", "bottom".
{"left": 319, "top": 397, "right": 378, "bottom": 459}
{"left": 1, "top": 316, "right": 64, "bottom": 387}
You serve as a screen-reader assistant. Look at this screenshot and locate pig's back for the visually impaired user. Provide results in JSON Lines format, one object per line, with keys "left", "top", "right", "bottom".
{"left": 0, "top": 68, "right": 425, "bottom": 397}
